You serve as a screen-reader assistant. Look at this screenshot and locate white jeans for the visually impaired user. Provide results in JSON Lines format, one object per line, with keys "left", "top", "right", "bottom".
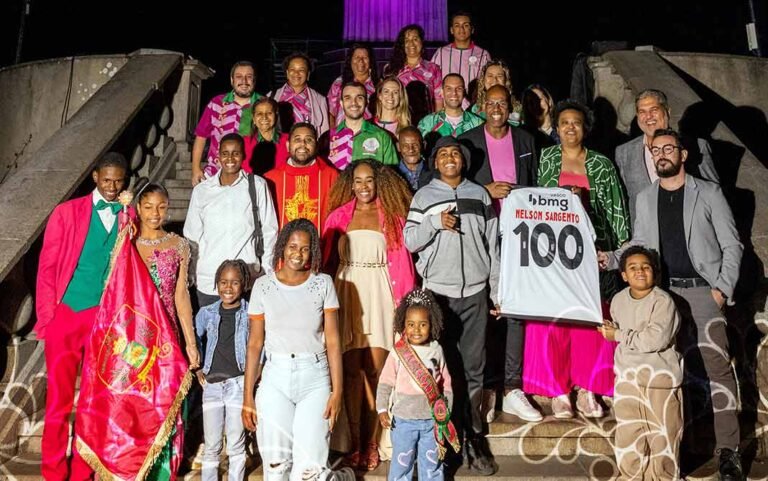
{"left": 256, "top": 352, "right": 331, "bottom": 481}
{"left": 202, "top": 375, "right": 246, "bottom": 481}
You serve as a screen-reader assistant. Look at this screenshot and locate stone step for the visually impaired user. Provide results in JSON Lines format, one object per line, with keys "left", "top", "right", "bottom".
{"left": 0, "top": 455, "right": 619, "bottom": 480}
{"left": 169, "top": 207, "right": 189, "bottom": 223}
{"left": 175, "top": 169, "right": 192, "bottom": 181}
{"left": 17, "top": 416, "right": 71, "bottom": 456}
{"left": 176, "top": 161, "right": 192, "bottom": 172}
{"left": 485, "top": 400, "right": 615, "bottom": 456}
{"left": 167, "top": 187, "right": 193, "bottom": 202}
{"left": 165, "top": 178, "right": 192, "bottom": 188}
{"left": 4, "top": 454, "right": 766, "bottom": 480}
{"left": 168, "top": 198, "right": 190, "bottom": 210}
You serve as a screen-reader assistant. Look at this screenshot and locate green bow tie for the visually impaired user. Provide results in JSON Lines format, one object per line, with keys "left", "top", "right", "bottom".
{"left": 95, "top": 199, "right": 122, "bottom": 214}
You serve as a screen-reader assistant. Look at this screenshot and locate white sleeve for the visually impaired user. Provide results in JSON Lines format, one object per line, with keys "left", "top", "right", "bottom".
{"left": 323, "top": 275, "right": 340, "bottom": 310}
{"left": 255, "top": 176, "right": 279, "bottom": 274}
{"left": 247, "top": 279, "right": 265, "bottom": 316}
{"left": 182, "top": 186, "right": 204, "bottom": 284}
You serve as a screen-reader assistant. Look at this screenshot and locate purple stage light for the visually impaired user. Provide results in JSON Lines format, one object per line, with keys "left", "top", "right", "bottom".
{"left": 344, "top": 0, "right": 448, "bottom": 42}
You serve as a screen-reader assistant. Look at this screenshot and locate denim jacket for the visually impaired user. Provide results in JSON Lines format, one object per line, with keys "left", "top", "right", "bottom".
{"left": 195, "top": 300, "right": 250, "bottom": 375}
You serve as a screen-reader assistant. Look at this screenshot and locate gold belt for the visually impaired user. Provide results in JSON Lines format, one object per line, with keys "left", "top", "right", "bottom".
{"left": 341, "top": 260, "right": 387, "bottom": 268}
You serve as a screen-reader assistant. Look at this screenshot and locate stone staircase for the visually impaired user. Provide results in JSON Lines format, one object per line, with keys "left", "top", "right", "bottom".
{"left": 166, "top": 150, "right": 193, "bottom": 224}
{"left": 4, "top": 393, "right": 766, "bottom": 480}
{"left": 2, "top": 396, "right": 618, "bottom": 480}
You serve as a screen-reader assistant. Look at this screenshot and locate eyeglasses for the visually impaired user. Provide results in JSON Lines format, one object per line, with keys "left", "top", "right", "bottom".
{"left": 484, "top": 99, "right": 509, "bottom": 109}
{"left": 650, "top": 144, "right": 680, "bottom": 156}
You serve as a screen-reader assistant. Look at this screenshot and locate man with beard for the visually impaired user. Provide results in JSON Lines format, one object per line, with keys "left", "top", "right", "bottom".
{"left": 328, "top": 81, "right": 397, "bottom": 170}
{"left": 192, "top": 61, "right": 262, "bottom": 185}
{"left": 264, "top": 122, "right": 339, "bottom": 231}
{"left": 602, "top": 128, "right": 744, "bottom": 481}
{"left": 615, "top": 89, "right": 719, "bottom": 222}
{"left": 418, "top": 74, "right": 483, "bottom": 154}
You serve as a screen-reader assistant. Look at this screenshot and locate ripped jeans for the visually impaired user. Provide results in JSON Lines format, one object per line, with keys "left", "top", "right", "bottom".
{"left": 389, "top": 417, "right": 444, "bottom": 481}
{"left": 256, "top": 352, "right": 331, "bottom": 481}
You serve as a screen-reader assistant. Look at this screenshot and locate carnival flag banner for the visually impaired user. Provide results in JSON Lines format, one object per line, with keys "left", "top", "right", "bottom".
{"left": 75, "top": 226, "right": 192, "bottom": 480}
{"left": 498, "top": 187, "right": 602, "bottom": 325}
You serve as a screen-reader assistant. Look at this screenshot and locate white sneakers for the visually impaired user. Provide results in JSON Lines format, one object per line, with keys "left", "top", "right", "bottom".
{"left": 485, "top": 389, "right": 604, "bottom": 423}
{"left": 481, "top": 388, "right": 497, "bottom": 423}
{"left": 502, "top": 389, "right": 543, "bottom": 422}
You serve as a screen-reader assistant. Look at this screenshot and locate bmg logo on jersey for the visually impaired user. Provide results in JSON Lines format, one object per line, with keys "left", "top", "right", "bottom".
{"left": 528, "top": 192, "right": 569, "bottom": 211}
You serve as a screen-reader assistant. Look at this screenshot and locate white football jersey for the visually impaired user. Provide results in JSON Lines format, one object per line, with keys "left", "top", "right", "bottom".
{"left": 498, "top": 187, "right": 602, "bottom": 324}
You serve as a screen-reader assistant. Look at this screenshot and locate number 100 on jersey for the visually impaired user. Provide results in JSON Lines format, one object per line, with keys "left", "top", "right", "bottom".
{"left": 498, "top": 188, "right": 602, "bottom": 325}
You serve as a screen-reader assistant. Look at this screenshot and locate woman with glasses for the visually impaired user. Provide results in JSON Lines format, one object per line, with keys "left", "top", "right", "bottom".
{"left": 523, "top": 99, "right": 630, "bottom": 419}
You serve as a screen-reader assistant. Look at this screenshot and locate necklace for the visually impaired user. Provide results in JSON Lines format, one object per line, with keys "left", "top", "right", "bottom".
{"left": 137, "top": 232, "right": 172, "bottom": 246}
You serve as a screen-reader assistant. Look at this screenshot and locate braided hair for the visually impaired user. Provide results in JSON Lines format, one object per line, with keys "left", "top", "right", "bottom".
{"left": 272, "top": 218, "right": 322, "bottom": 273}
{"left": 393, "top": 288, "right": 444, "bottom": 342}
{"left": 214, "top": 259, "right": 251, "bottom": 291}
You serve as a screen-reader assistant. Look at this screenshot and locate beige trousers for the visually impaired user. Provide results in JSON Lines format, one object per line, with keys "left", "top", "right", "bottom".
{"left": 614, "top": 377, "right": 683, "bottom": 480}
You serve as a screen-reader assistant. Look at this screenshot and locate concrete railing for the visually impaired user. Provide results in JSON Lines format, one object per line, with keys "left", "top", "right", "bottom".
{"left": 0, "top": 50, "right": 212, "bottom": 462}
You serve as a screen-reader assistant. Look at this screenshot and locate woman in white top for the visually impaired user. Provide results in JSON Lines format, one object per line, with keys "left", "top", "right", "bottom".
{"left": 242, "top": 218, "right": 342, "bottom": 481}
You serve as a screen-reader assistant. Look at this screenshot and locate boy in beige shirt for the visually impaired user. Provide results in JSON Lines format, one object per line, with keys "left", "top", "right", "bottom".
{"left": 599, "top": 246, "right": 683, "bottom": 480}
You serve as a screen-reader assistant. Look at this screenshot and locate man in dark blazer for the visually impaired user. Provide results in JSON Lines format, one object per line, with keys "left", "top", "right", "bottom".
{"left": 615, "top": 88, "right": 719, "bottom": 222}
{"left": 604, "top": 128, "right": 743, "bottom": 481}
{"left": 458, "top": 85, "right": 538, "bottom": 194}
{"left": 457, "top": 83, "right": 542, "bottom": 426}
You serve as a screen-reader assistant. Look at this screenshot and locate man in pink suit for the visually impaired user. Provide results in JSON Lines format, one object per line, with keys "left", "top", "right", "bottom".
{"left": 35, "top": 152, "right": 132, "bottom": 481}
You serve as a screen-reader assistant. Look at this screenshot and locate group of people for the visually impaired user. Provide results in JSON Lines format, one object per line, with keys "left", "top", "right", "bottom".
{"left": 36, "top": 11, "right": 746, "bottom": 481}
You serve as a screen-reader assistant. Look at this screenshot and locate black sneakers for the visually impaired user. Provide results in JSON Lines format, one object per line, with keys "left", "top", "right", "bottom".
{"left": 718, "top": 448, "right": 744, "bottom": 481}
{"left": 465, "top": 437, "right": 498, "bottom": 476}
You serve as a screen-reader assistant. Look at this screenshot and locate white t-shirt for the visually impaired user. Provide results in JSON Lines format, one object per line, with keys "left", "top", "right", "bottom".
{"left": 248, "top": 272, "right": 339, "bottom": 354}
{"left": 445, "top": 114, "right": 463, "bottom": 129}
{"left": 498, "top": 187, "right": 602, "bottom": 324}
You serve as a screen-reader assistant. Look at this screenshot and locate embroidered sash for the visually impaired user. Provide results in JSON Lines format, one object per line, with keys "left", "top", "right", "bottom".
{"left": 393, "top": 337, "right": 460, "bottom": 459}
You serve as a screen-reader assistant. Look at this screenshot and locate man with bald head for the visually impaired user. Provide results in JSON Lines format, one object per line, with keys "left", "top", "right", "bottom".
{"left": 458, "top": 84, "right": 542, "bottom": 427}
{"left": 459, "top": 84, "right": 538, "bottom": 197}
{"left": 418, "top": 73, "right": 483, "bottom": 154}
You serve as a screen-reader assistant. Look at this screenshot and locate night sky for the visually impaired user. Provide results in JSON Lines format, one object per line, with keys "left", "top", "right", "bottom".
{"left": 0, "top": 0, "right": 758, "bottom": 101}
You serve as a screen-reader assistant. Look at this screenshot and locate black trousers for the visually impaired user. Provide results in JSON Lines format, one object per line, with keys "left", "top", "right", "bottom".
{"left": 436, "top": 289, "right": 489, "bottom": 438}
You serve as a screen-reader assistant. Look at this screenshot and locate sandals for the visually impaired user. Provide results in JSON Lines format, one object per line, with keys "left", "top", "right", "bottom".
{"left": 361, "top": 443, "right": 380, "bottom": 471}
{"left": 342, "top": 451, "right": 361, "bottom": 469}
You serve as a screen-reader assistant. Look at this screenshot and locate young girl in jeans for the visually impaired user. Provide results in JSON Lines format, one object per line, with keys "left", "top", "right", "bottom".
{"left": 242, "top": 219, "right": 343, "bottom": 481}
{"left": 376, "top": 288, "right": 457, "bottom": 481}
{"left": 194, "top": 259, "right": 251, "bottom": 481}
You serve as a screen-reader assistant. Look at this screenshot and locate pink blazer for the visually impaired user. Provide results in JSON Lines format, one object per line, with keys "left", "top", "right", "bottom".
{"left": 35, "top": 195, "right": 134, "bottom": 339}
{"left": 321, "top": 199, "right": 415, "bottom": 306}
